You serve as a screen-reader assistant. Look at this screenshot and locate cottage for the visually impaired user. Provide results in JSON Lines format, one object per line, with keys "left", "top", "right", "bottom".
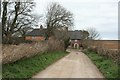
{"left": 68, "top": 30, "right": 82, "bottom": 49}
{"left": 26, "top": 25, "right": 46, "bottom": 41}
{"left": 26, "top": 25, "right": 82, "bottom": 48}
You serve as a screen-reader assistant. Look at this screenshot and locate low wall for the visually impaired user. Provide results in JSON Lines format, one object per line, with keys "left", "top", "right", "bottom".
{"left": 2, "top": 39, "right": 64, "bottom": 64}
{"left": 92, "top": 40, "right": 119, "bottom": 50}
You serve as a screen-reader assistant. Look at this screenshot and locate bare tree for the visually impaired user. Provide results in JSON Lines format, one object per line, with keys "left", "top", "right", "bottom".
{"left": 45, "top": 2, "right": 74, "bottom": 39}
{"left": 2, "top": 2, "right": 8, "bottom": 38}
{"left": 2, "top": 1, "right": 40, "bottom": 44}
{"left": 80, "top": 30, "right": 89, "bottom": 40}
{"left": 54, "top": 28, "right": 70, "bottom": 51}
{"left": 87, "top": 27, "right": 100, "bottom": 40}
{"left": 14, "top": 14, "right": 41, "bottom": 40}
{"left": 0, "top": 0, "right": 1, "bottom": 16}
{"left": 80, "top": 30, "right": 89, "bottom": 48}
{"left": 85, "top": 27, "right": 101, "bottom": 48}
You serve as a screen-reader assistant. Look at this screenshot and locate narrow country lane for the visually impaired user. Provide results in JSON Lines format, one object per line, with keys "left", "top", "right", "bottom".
{"left": 32, "top": 49, "right": 104, "bottom": 78}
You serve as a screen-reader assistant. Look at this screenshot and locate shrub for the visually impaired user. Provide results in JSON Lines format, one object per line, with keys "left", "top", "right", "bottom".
{"left": 2, "top": 39, "right": 65, "bottom": 64}
{"left": 46, "top": 38, "right": 64, "bottom": 52}
{"left": 64, "top": 38, "right": 70, "bottom": 51}
{"left": 2, "top": 43, "right": 47, "bottom": 64}
{"left": 84, "top": 50, "right": 119, "bottom": 78}
{"left": 86, "top": 46, "right": 119, "bottom": 64}
{"left": 2, "top": 51, "right": 68, "bottom": 79}
{"left": 24, "top": 40, "right": 34, "bottom": 44}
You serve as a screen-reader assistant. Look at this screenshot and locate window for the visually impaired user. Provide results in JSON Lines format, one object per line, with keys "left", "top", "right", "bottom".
{"left": 75, "top": 40, "right": 77, "bottom": 42}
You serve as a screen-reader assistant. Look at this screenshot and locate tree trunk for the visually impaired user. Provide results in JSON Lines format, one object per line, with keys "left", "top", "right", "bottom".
{"left": 2, "top": 2, "right": 8, "bottom": 38}
{"left": 22, "top": 33, "right": 26, "bottom": 41}
{"left": 5, "top": 32, "right": 12, "bottom": 44}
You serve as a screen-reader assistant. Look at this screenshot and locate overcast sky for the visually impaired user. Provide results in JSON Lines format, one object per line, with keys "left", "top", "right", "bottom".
{"left": 33, "top": 0, "right": 119, "bottom": 40}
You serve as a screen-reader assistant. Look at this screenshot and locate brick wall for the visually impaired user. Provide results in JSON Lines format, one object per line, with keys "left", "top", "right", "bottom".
{"left": 92, "top": 40, "right": 119, "bottom": 50}
{"left": 25, "top": 36, "right": 45, "bottom": 41}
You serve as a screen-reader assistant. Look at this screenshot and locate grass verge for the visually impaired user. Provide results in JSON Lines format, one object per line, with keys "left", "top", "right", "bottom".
{"left": 84, "top": 50, "right": 119, "bottom": 79}
{"left": 2, "top": 51, "right": 68, "bottom": 79}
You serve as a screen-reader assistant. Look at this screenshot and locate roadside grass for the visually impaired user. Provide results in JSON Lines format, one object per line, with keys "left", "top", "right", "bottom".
{"left": 2, "top": 51, "right": 68, "bottom": 79}
{"left": 84, "top": 50, "right": 119, "bottom": 79}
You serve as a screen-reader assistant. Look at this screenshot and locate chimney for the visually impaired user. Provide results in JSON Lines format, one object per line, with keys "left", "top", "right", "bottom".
{"left": 40, "top": 25, "right": 43, "bottom": 30}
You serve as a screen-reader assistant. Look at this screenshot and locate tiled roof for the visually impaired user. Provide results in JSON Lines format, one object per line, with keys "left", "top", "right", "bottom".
{"left": 26, "top": 29, "right": 46, "bottom": 36}
{"left": 68, "top": 30, "right": 81, "bottom": 40}
{"left": 26, "top": 29, "right": 82, "bottom": 40}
